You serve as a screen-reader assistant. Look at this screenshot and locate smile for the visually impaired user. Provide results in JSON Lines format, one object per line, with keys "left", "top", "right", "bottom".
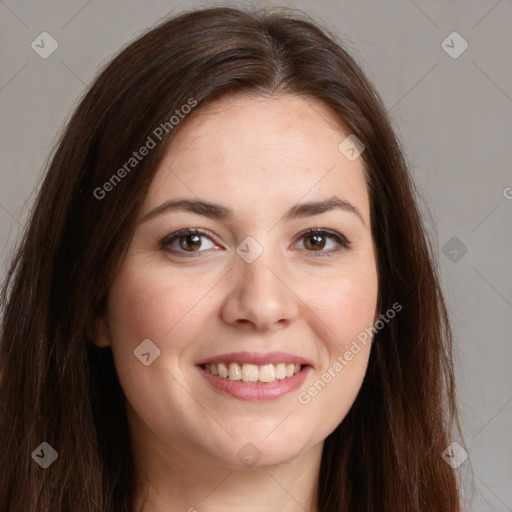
{"left": 197, "top": 364, "right": 312, "bottom": 401}
{"left": 201, "top": 362, "right": 303, "bottom": 383}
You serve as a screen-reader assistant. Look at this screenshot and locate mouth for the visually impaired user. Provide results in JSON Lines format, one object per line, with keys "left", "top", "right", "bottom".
{"left": 195, "top": 352, "right": 313, "bottom": 401}
{"left": 199, "top": 362, "right": 307, "bottom": 383}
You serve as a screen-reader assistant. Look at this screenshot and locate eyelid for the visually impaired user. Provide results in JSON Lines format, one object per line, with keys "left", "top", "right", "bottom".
{"left": 292, "top": 227, "right": 350, "bottom": 256}
{"left": 159, "top": 228, "right": 219, "bottom": 253}
{"left": 159, "top": 227, "right": 350, "bottom": 257}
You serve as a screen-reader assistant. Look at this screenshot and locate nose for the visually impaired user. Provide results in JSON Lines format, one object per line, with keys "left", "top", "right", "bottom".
{"left": 220, "top": 252, "right": 299, "bottom": 332}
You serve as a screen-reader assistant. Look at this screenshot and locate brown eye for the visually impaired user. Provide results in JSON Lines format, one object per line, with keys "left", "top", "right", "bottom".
{"left": 303, "top": 233, "right": 327, "bottom": 251}
{"left": 161, "top": 229, "right": 217, "bottom": 256}
{"left": 178, "top": 233, "right": 202, "bottom": 251}
{"left": 295, "top": 228, "right": 349, "bottom": 256}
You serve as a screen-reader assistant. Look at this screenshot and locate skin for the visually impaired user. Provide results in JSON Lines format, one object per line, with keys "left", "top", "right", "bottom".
{"left": 95, "top": 93, "right": 379, "bottom": 512}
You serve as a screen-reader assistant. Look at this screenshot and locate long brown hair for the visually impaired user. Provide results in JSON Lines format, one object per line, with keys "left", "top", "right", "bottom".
{"left": 0, "top": 6, "right": 462, "bottom": 511}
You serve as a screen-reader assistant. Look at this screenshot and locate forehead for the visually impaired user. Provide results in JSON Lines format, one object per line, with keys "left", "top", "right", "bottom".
{"left": 145, "top": 94, "right": 370, "bottom": 223}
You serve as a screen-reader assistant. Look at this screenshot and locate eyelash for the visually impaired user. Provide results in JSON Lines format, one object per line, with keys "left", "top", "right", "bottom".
{"left": 159, "top": 227, "right": 350, "bottom": 258}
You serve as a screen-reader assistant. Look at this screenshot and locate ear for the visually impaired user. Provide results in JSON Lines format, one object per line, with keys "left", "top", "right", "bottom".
{"left": 91, "top": 314, "right": 112, "bottom": 347}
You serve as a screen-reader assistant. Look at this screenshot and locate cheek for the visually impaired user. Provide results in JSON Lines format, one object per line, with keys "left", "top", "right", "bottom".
{"left": 105, "top": 262, "right": 210, "bottom": 365}
{"left": 300, "top": 344, "right": 370, "bottom": 433}
{"left": 295, "top": 269, "right": 377, "bottom": 423}
{"left": 306, "top": 268, "right": 379, "bottom": 348}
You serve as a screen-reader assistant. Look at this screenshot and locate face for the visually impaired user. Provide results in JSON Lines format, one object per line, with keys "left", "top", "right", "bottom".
{"left": 95, "top": 94, "right": 379, "bottom": 471}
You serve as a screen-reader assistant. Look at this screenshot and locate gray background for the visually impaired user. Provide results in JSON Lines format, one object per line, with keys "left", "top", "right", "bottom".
{"left": 1, "top": 0, "right": 511, "bottom": 510}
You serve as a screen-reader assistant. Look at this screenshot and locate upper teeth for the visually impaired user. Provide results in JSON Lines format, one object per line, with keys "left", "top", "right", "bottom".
{"left": 203, "top": 362, "right": 302, "bottom": 382}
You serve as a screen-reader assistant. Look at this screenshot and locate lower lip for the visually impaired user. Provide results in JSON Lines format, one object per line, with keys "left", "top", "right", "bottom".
{"left": 196, "top": 365, "right": 312, "bottom": 401}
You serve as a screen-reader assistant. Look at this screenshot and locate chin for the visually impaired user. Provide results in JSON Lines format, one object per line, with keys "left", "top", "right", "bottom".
{"left": 209, "top": 428, "right": 312, "bottom": 469}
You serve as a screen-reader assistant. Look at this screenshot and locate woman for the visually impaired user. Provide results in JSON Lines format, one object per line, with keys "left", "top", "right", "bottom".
{"left": 0, "top": 6, "right": 463, "bottom": 511}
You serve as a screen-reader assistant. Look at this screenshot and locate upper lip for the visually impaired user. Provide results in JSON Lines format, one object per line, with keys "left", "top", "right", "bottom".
{"left": 196, "top": 351, "right": 313, "bottom": 367}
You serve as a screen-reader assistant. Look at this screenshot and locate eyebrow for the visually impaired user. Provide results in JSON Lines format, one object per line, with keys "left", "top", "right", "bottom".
{"left": 140, "top": 196, "right": 366, "bottom": 226}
